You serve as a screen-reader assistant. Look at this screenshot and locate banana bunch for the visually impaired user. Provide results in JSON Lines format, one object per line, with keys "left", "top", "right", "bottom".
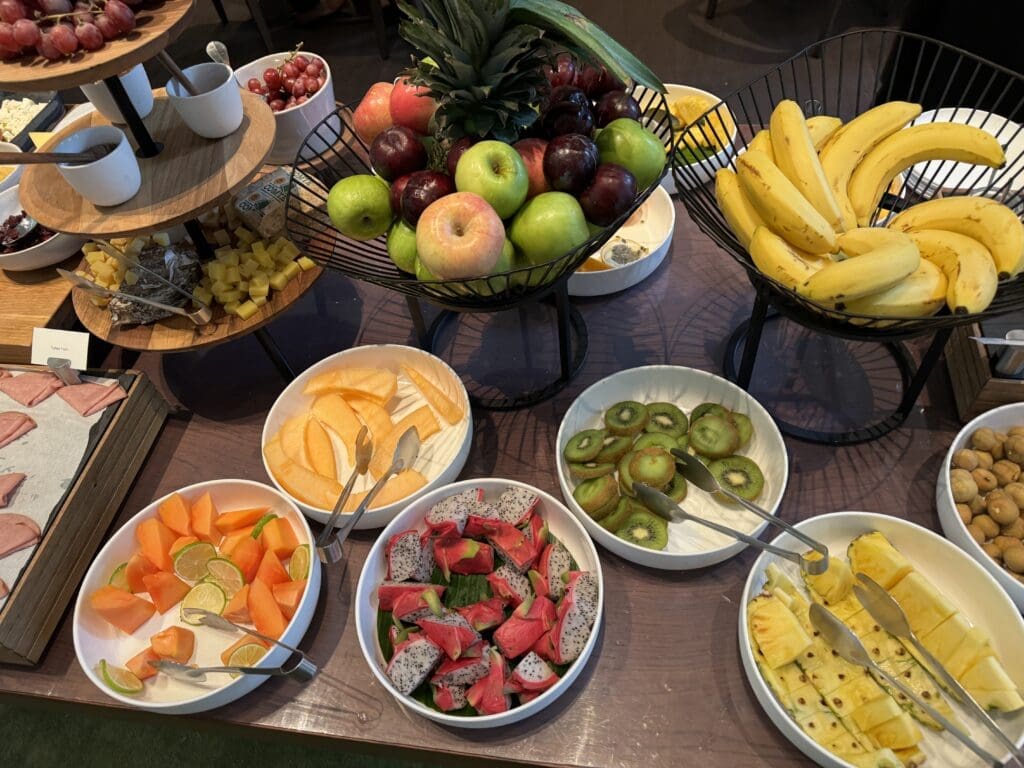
{"left": 714, "top": 98, "right": 1024, "bottom": 323}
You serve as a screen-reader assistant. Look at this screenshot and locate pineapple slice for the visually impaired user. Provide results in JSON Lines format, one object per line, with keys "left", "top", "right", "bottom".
{"left": 888, "top": 572, "right": 957, "bottom": 637}
{"left": 796, "top": 710, "right": 849, "bottom": 747}
{"left": 961, "top": 654, "right": 1017, "bottom": 691}
{"left": 945, "top": 626, "right": 994, "bottom": 679}
{"left": 825, "top": 732, "right": 868, "bottom": 757}
{"left": 772, "top": 587, "right": 813, "bottom": 634}
{"left": 868, "top": 712, "right": 922, "bottom": 750}
{"left": 789, "top": 683, "right": 829, "bottom": 720}
{"left": 892, "top": 747, "right": 927, "bottom": 768}
{"left": 830, "top": 670, "right": 886, "bottom": 713}
{"left": 919, "top": 612, "right": 971, "bottom": 665}
{"left": 748, "top": 594, "right": 813, "bottom": 669}
{"left": 825, "top": 594, "right": 865, "bottom": 622}
{"left": 805, "top": 642, "right": 863, "bottom": 694}
{"left": 779, "top": 664, "right": 811, "bottom": 693}
{"left": 765, "top": 563, "right": 797, "bottom": 595}
{"left": 746, "top": 618, "right": 793, "bottom": 710}
{"left": 851, "top": 696, "right": 903, "bottom": 732}
{"left": 803, "top": 552, "right": 854, "bottom": 604}
{"left": 970, "top": 688, "right": 1024, "bottom": 712}
{"left": 848, "top": 749, "right": 903, "bottom": 768}
{"left": 860, "top": 630, "right": 911, "bottom": 665}
{"left": 878, "top": 658, "right": 954, "bottom": 730}
{"left": 848, "top": 532, "right": 913, "bottom": 590}
{"left": 846, "top": 609, "right": 880, "bottom": 639}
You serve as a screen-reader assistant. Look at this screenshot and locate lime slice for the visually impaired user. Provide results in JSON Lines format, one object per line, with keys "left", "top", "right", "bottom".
{"left": 227, "top": 643, "right": 267, "bottom": 677}
{"left": 180, "top": 582, "right": 227, "bottom": 625}
{"left": 173, "top": 541, "right": 218, "bottom": 582}
{"left": 205, "top": 557, "right": 244, "bottom": 598}
{"left": 108, "top": 562, "right": 130, "bottom": 592}
{"left": 288, "top": 544, "right": 310, "bottom": 581}
{"left": 96, "top": 659, "right": 144, "bottom": 695}
{"left": 250, "top": 513, "right": 277, "bottom": 539}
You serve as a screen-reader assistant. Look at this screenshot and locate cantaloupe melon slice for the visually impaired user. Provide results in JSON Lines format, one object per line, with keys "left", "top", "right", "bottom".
{"left": 311, "top": 394, "right": 361, "bottom": 464}
{"left": 369, "top": 406, "right": 440, "bottom": 479}
{"left": 264, "top": 439, "right": 343, "bottom": 510}
{"left": 303, "top": 367, "right": 397, "bottom": 404}
{"left": 346, "top": 395, "right": 393, "bottom": 442}
{"left": 278, "top": 415, "right": 310, "bottom": 469}
{"left": 340, "top": 469, "right": 427, "bottom": 512}
{"left": 304, "top": 417, "right": 336, "bottom": 479}
{"left": 401, "top": 365, "right": 464, "bottom": 424}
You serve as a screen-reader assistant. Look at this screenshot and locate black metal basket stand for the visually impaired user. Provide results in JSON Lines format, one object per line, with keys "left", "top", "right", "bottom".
{"left": 673, "top": 28, "right": 1024, "bottom": 444}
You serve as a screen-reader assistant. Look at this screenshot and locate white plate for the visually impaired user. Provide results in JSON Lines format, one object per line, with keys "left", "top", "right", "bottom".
{"left": 73, "top": 479, "right": 321, "bottom": 715}
{"left": 739, "top": 511, "right": 1024, "bottom": 767}
{"left": 555, "top": 365, "right": 788, "bottom": 570}
{"left": 659, "top": 83, "right": 738, "bottom": 193}
{"left": 567, "top": 185, "right": 675, "bottom": 297}
{"left": 261, "top": 344, "right": 472, "bottom": 530}
{"left": 936, "top": 402, "right": 1024, "bottom": 611}
{"left": 354, "top": 477, "right": 603, "bottom": 728}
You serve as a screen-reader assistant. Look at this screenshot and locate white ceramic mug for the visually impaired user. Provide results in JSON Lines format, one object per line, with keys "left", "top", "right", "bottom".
{"left": 55, "top": 126, "right": 141, "bottom": 207}
{"left": 166, "top": 62, "right": 243, "bottom": 139}
{"left": 79, "top": 64, "right": 154, "bottom": 123}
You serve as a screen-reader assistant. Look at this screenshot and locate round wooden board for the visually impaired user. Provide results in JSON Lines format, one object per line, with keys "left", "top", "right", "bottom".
{"left": 0, "top": 0, "right": 195, "bottom": 92}
{"left": 71, "top": 264, "right": 322, "bottom": 352}
{"left": 20, "top": 89, "right": 275, "bottom": 238}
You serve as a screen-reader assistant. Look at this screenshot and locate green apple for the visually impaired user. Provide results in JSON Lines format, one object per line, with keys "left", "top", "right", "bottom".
{"left": 387, "top": 220, "right": 418, "bottom": 273}
{"left": 595, "top": 119, "right": 666, "bottom": 189}
{"left": 415, "top": 258, "right": 439, "bottom": 281}
{"left": 469, "top": 238, "right": 517, "bottom": 296}
{"left": 509, "top": 191, "right": 589, "bottom": 266}
{"left": 327, "top": 175, "right": 393, "bottom": 241}
{"left": 454, "top": 140, "right": 529, "bottom": 219}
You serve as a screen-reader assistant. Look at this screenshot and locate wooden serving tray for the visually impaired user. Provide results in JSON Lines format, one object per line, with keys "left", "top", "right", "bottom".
{"left": 945, "top": 323, "right": 1024, "bottom": 421}
{"left": 0, "top": 367, "right": 169, "bottom": 665}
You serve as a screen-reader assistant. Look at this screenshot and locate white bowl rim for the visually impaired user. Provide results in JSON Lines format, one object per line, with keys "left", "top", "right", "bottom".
{"left": 662, "top": 82, "right": 739, "bottom": 162}
{"left": 0, "top": 185, "right": 76, "bottom": 258}
{"left": 354, "top": 476, "right": 605, "bottom": 727}
{"left": 573, "top": 185, "right": 676, "bottom": 277}
{"left": 233, "top": 50, "right": 332, "bottom": 117}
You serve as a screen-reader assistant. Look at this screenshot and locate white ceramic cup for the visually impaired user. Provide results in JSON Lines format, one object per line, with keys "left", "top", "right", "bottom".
{"left": 166, "top": 62, "right": 243, "bottom": 139}
{"left": 79, "top": 64, "right": 154, "bottom": 123}
{"left": 55, "top": 126, "right": 141, "bottom": 207}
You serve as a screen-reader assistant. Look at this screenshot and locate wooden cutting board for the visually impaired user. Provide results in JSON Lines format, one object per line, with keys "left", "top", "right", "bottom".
{"left": 0, "top": 257, "right": 79, "bottom": 363}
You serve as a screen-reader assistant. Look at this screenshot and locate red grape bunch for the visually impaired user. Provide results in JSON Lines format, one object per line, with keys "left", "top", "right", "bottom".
{"left": 0, "top": 0, "right": 139, "bottom": 61}
{"left": 245, "top": 46, "right": 326, "bottom": 113}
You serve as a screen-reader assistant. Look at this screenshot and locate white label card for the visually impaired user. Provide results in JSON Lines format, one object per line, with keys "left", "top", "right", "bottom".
{"left": 30, "top": 328, "right": 90, "bottom": 371}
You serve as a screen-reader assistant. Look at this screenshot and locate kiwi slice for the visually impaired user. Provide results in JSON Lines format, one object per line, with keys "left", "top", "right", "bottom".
{"left": 644, "top": 402, "right": 687, "bottom": 438}
{"left": 634, "top": 432, "right": 678, "bottom": 452}
{"left": 689, "top": 414, "right": 740, "bottom": 458}
{"left": 618, "top": 450, "right": 638, "bottom": 497}
{"left": 569, "top": 461, "right": 616, "bottom": 480}
{"left": 628, "top": 447, "right": 676, "bottom": 488}
{"left": 595, "top": 434, "right": 633, "bottom": 464}
{"left": 728, "top": 413, "right": 754, "bottom": 448}
{"left": 676, "top": 433, "right": 689, "bottom": 452}
{"left": 563, "top": 429, "right": 606, "bottom": 463}
{"left": 708, "top": 456, "right": 765, "bottom": 501}
{"left": 589, "top": 493, "right": 621, "bottom": 522}
{"left": 615, "top": 510, "right": 669, "bottom": 550}
{"left": 604, "top": 401, "right": 649, "bottom": 436}
{"left": 690, "top": 402, "right": 729, "bottom": 423}
{"left": 572, "top": 475, "right": 619, "bottom": 516}
{"left": 662, "top": 472, "right": 687, "bottom": 502}
{"left": 599, "top": 497, "right": 633, "bottom": 532}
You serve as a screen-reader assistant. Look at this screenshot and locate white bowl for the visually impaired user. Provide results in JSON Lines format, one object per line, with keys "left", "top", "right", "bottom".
{"left": 73, "top": 479, "right": 321, "bottom": 715}
{"left": 740, "top": 511, "right": 1024, "bottom": 767}
{"left": 555, "top": 365, "right": 789, "bottom": 570}
{"left": 233, "top": 52, "right": 337, "bottom": 166}
{"left": 659, "top": 83, "right": 738, "bottom": 193}
{"left": 567, "top": 185, "right": 675, "bottom": 297}
{"left": 0, "top": 141, "right": 24, "bottom": 194}
{"left": 354, "top": 477, "right": 604, "bottom": 728}
{"left": 936, "top": 402, "right": 1024, "bottom": 611}
{"left": 0, "top": 186, "right": 86, "bottom": 272}
{"left": 261, "top": 344, "right": 472, "bottom": 530}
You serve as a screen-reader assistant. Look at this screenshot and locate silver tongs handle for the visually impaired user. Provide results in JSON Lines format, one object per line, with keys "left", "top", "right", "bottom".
{"left": 152, "top": 651, "right": 317, "bottom": 682}
{"left": 58, "top": 269, "right": 213, "bottom": 326}
{"left": 316, "top": 466, "right": 364, "bottom": 563}
{"left": 318, "top": 457, "right": 404, "bottom": 565}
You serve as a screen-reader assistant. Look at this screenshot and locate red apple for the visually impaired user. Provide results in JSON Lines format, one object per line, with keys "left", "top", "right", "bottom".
{"left": 401, "top": 170, "right": 455, "bottom": 226}
{"left": 416, "top": 192, "right": 506, "bottom": 279}
{"left": 513, "top": 138, "right": 550, "bottom": 199}
{"left": 370, "top": 125, "right": 427, "bottom": 181}
{"left": 352, "top": 81, "right": 394, "bottom": 145}
{"left": 390, "top": 174, "right": 413, "bottom": 215}
{"left": 446, "top": 136, "right": 475, "bottom": 178}
{"left": 389, "top": 77, "right": 437, "bottom": 135}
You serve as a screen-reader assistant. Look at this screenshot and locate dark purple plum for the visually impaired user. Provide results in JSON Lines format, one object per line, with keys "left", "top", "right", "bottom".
{"left": 542, "top": 52, "right": 576, "bottom": 88}
{"left": 542, "top": 101, "right": 594, "bottom": 138}
{"left": 390, "top": 174, "right": 413, "bottom": 215}
{"left": 446, "top": 136, "right": 475, "bottom": 178}
{"left": 370, "top": 125, "right": 427, "bottom": 181}
{"left": 575, "top": 63, "right": 624, "bottom": 98}
{"left": 595, "top": 90, "right": 641, "bottom": 127}
{"left": 400, "top": 170, "right": 455, "bottom": 226}
{"left": 548, "top": 85, "right": 590, "bottom": 111}
{"left": 579, "top": 163, "right": 637, "bottom": 226}
{"left": 543, "top": 134, "right": 599, "bottom": 195}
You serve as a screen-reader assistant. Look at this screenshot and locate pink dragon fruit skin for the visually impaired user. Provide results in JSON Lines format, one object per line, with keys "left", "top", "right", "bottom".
{"left": 523, "top": 514, "right": 549, "bottom": 559}
{"left": 528, "top": 569, "right": 549, "bottom": 599}
{"left": 412, "top": 531, "right": 435, "bottom": 582}
{"left": 377, "top": 582, "right": 445, "bottom": 612}
{"left": 492, "top": 594, "right": 556, "bottom": 659}
{"left": 456, "top": 597, "right": 507, "bottom": 631}
{"left": 432, "top": 683, "right": 468, "bottom": 711}
{"left": 518, "top": 689, "right": 543, "bottom": 705}
{"left": 466, "top": 649, "right": 510, "bottom": 715}
{"left": 424, "top": 488, "right": 483, "bottom": 538}
{"left": 511, "top": 651, "right": 559, "bottom": 692}
{"left": 433, "top": 538, "right": 494, "bottom": 580}
{"left": 484, "top": 520, "right": 536, "bottom": 572}
{"left": 386, "top": 529, "right": 424, "bottom": 582}
{"left": 551, "top": 571, "right": 599, "bottom": 664}
{"left": 391, "top": 588, "right": 443, "bottom": 623}
{"left": 386, "top": 634, "right": 443, "bottom": 695}
{"left": 486, "top": 563, "right": 532, "bottom": 607}
{"left": 532, "top": 629, "right": 557, "bottom": 662}
{"left": 495, "top": 486, "right": 539, "bottom": 527}
{"left": 415, "top": 611, "right": 482, "bottom": 660}
{"left": 431, "top": 643, "right": 491, "bottom": 686}
{"left": 538, "top": 542, "right": 572, "bottom": 601}
{"left": 463, "top": 501, "right": 502, "bottom": 538}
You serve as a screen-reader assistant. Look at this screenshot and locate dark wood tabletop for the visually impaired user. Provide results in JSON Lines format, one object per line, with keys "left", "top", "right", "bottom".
{"left": 0, "top": 196, "right": 966, "bottom": 767}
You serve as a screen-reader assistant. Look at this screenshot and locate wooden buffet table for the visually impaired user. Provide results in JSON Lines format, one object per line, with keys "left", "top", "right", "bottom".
{"left": 0, "top": 202, "right": 966, "bottom": 767}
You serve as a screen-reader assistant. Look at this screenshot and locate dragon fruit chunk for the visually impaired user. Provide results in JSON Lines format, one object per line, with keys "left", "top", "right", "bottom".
{"left": 518, "top": 690, "right": 543, "bottom": 705}
{"left": 391, "top": 587, "right": 444, "bottom": 623}
{"left": 511, "top": 651, "right": 559, "bottom": 692}
{"left": 433, "top": 538, "right": 494, "bottom": 580}
{"left": 456, "top": 597, "right": 507, "bottom": 632}
{"left": 415, "top": 610, "right": 482, "bottom": 660}
{"left": 538, "top": 542, "right": 572, "bottom": 601}
{"left": 463, "top": 501, "right": 502, "bottom": 538}
{"left": 496, "top": 486, "right": 539, "bottom": 526}
{"left": 386, "top": 530, "right": 423, "bottom": 582}
{"left": 377, "top": 582, "right": 445, "bottom": 611}
{"left": 551, "top": 571, "right": 599, "bottom": 664}
{"left": 388, "top": 623, "right": 418, "bottom": 648}
{"left": 523, "top": 514, "right": 549, "bottom": 557}
{"left": 485, "top": 520, "right": 536, "bottom": 572}
{"left": 432, "top": 683, "right": 468, "bottom": 712}
{"left": 532, "top": 629, "right": 557, "bottom": 662}
{"left": 492, "top": 594, "right": 557, "bottom": 659}
{"left": 424, "top": 488, "right": 483, "bottom": 538}
{"left": 386, "top": 634, "right": 443, "bottom": 695}
{"left": 486, "top": 563, "right": 533, "bottom": 607}
{"left": 466, "top": 649, "right": 510, "bottom": 715}
{"left": 528, "top": 570, "right": 549, "bottom": 599}
{"left": 431, "top": 643, "right": 492, "bottom": 686}
{"left": 412, "top": 532, "right": 435, "bottom": 582}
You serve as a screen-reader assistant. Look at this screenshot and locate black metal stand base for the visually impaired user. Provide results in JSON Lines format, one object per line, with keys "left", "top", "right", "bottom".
{"left": 723, "top": 292, "right": 953, "bottom": 445}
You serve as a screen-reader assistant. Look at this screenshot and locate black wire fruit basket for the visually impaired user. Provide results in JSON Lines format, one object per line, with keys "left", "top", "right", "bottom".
{"left": 671, "top": 28, "right": 1024, "bottom": 444}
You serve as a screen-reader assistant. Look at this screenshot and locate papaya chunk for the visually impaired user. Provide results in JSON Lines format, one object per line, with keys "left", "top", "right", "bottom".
{"left": 157, "top": 493, "right": 193, "bottom": 537}
{"left": 255, "top": 549, "right": 290, "bottom": 586}
{"left": 311, "top": 394, "right": 361, "bottom": 464}
{"left": 264, "top": 439, "right": 342, "bottom": 510}
{"left": 150, "top": 626, "right": 195, "bottom": 664}
{"left": 190, "top": 492, "right": 221, "bottom": 545}
{"left": 141, "top": 572, "right": 191, "bottom": 614}
{"left": 90, "top": 585, "right": 156, "bottom": 634}
{"left": 125, "top": 646, "right": 160, "bottom": 680}
{"left": 303, "top": 367, "right": 397, "bottom": 404}
{"left": 272, "top": 579, "right": 306, "bottom": 620}
{"left": 402, "top": 365, "right": 464, "bottom": 424}
{"left": 248, "top": 577, "right": 288, "bottom": 638}
{"left": 215, "top": 507, "right": 270, "bottom": 534}
{"left": 136, "top": 518, "right": 176, "bottom": 572}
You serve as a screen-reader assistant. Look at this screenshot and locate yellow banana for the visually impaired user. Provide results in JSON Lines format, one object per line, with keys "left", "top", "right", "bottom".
{"left": 819, "top": 101, "right": 922, "bottom": 230}
{"left": 715, "top": 168, "right": 765, "bottom": 249}
{"left": 841, "top": 259, "right": 947, "bottom": 320}
{"left": 798, "top": 233, "right": 920, "bottom": 303}
{"left": 748, "top": 226, "right": 826, "bottom": 290}
{"left": 888, "top": 195, "right": 1024, "bottom": 278}
{"left": 747, "top": 129, "right": 774, "bottom": 162}
{"left": 806, "top": 115, "right": 843, "bottom": 151}
{"left": 836, "top": 226, "right": 909, "bottom": 257}
{"left": 735, "top": 149, "right": 838, "bottom": 254}
{"left": 770, "top": 100, "right": 845, "bottom": 232}
{"left": 848, "top": 122, "right": 1006, "bottom": 226}
{"left": 907, "top": 229, "right": 998, "bottom": 313}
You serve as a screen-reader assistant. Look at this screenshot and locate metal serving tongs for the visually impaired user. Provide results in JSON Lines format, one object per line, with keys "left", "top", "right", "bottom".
{"left": 810, "top": 603, "right": 1004, "bottom": 767}
{"left": 58, "top": 269, "right": 213, "bottom": 326}
{"left": 316, "top": 425, "right": 372, "bottom": 564}
{"left": 318, "top": 427, "right": 420, "bottom": 565}
{"left": 854, "top": 573, "right": 1024, "bottom": 767}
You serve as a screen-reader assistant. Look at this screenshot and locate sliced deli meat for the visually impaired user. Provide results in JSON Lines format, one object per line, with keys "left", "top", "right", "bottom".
{"left": 0, "top": 412, "right": 36, "bottom": 449}
{"left": 0, "top": 369, "right": 9, "bottom": 378}
{"left": 0, "top": 372, "right": 64, "bottom": 407}
{"left": 0, "top": 578, "right": 7, "bottom": 599}
{"left": 57, "top": 382, "right": 128, "bottom": 417}
{"left": 0, "top": 473, "right": 26, "bottom": 508}
{"left": 0, "top": 513, "right": 41, "bottom": 558}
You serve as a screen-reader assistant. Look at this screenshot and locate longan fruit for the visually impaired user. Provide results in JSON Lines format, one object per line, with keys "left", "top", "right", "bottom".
{"left": 983, "top": 542, "right": 1003, "bottom": 561}
{"left": 987, "top": 493, "right": 1020, "bottom": 526}
{"left": 993, "top": 459, "right": 1021, "bottom": 486}
{"left": 956, "top": 503, "right": 973, "bottom": 526}
{"left": 994, "top": 535, "right": 1022, "bottom": 551}
{"left": 972, "top": 468, "right": 999, "bottom": 494}
{"left": 1002, "top": 517, "right": 1024, "bottom": 538}
{"left": 969, "top": 494, "right": 987, "bottom": 515}
{"left": 967, "top": 523, "right": 986, "bottom": 545}
{"left": 1008, "top": 426, "right": 1024, "bottom": 439}
{"left": 976, "top": 451, "right": 995, "bottom": 470}
{"left": 1006, "top": 435, "right": 1024, "bottom": 465}
{"left": 992, "top": 433, "right": 1008, "bottom": 460}
{"left": 951, "top": 468, "right": 979, "bottom": 503}
{"left": 952, "top": 449, "right": 979, "bottom": 471}
{"left": 1005, "top": 482, "right": 1024, "bottom": 508}
{"left": 974, "top": 514, "right": 1000, "bottom": 539}
{"left": 973, "top": 427, "right": 1000, "bottom": 452}
{"left": 1003, "top": 545, "right": 1024, "bottom": 574}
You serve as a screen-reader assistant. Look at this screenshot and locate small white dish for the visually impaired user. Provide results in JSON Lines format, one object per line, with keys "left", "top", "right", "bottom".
{"left": 167, "top": 62, "right": 243, "bottom": 140}
{"left": 660, "top": 83, "right": 738, "bottom": 193}
{"left": 54, "top": 125, "right": 140, "bottom": 207}
{"left": 936, "top": 402, "right": 1024, "bottom": 611}
{"left": 0, "top": 185, "right": 86, "bottom": 272}
{"left": 568, "top": 185, "right": 675, "bottom": 297}
{"left": 73, "top": 479, "right": 321, "bottom": 715}
{"left": 355, "top": 477, "right": 604, "bottom": 728}
{"left": 261, "top": 344, "right": 472, "bottom": 530}
{"left": 740, "top": 511, "right": 1024, "bottom": 767}
{"left": 54, "top": 101, "right": 97, "bottom": 133}
{"left": 555, "top": 365, "right": 788, "bottom": 570}
{"left": 80, "top": 64, "right": 154, "bottom": 124}
{"left": 0, "top": 141, "right": 24, "bottom": 194}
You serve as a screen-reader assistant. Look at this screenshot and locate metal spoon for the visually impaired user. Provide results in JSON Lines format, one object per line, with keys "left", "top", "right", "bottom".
{"left": 1, "top": 214, "right": 39, "bottom": 249}
{"left": 853, "top": 573, "right": 1024, "bottom": 767}
{"left": 206, "top": 40, "right": 231, "bottom": 68}
{"left": 809, "top": 603, "right": 1003, "bottom": 768}
{"left": 58, "top": 269, "right": 213, "bottom": 326}
{"left": 316, "top": 424, "right": 371, "bottom": 562}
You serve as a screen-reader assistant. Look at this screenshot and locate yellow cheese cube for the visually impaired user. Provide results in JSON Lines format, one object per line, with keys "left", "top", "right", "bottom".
{"left": 85, "top": 251, "right": 105, "bottom": 266}
{"left": 123, "top": 270, "right": 139, "bottom": 286}
{"left": 207, "top": 262, "right": 227, "bottom": 282}
{"left": 249, "top": 281, "right": 269, "bottom": 299}
{"left": 92, "top": 262, "right": 115, "bottom": 281}
{"left": 236, "top": 280, "right": 249, "bottom": 293}
{"left": 152, "top": 233, "right": 171, "bottom": 247}
{"left": 216, "top": 289, "right": 245, "bottom": 303}
{"left": 82, "top": 242, "right": 100, "bottom": 253}
{"left": 252, "top": 295, "right": 268, "bottom": 307}
{"left": 224, "top": 265, "right": 241, "bottom": 284}
{"left": 223, "top": 300, "right": 241, "bottom": 315}
{"left": 269, "top": 271, "right": 289, "bottom": 291}
{"left": 238, "top": 260, "right": 257, "bottom": 278}
{"left": 193, "top": 286, "right": 213, "bottom": 305}
{"left": 210, "top": 279, "right": 232, "bottom": 295}
{"left": 253, "top": 250, "right": 274, "bottom": 269}
{"left": 234, "top": 226, "right": 255, "bottom": 246}
{"left": 89, "top": 295, "right": 109, "bottom": 308}
{"left": 235, "top": 300, "right": 259, "bottom": 321}
{"left": 74, "top": 270, "right": 91, "bottom": 279}
{"left": 281, "top": 260, "right": 300, "bottom": 280}
{"left": 278, "top": 242, "right": 300, "bottom": 262}
{"left": 213, "top": 229, "right": 231, "bottom": 247}
{"left": 296, "top": 256, "right": 316, "bottom": 271}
